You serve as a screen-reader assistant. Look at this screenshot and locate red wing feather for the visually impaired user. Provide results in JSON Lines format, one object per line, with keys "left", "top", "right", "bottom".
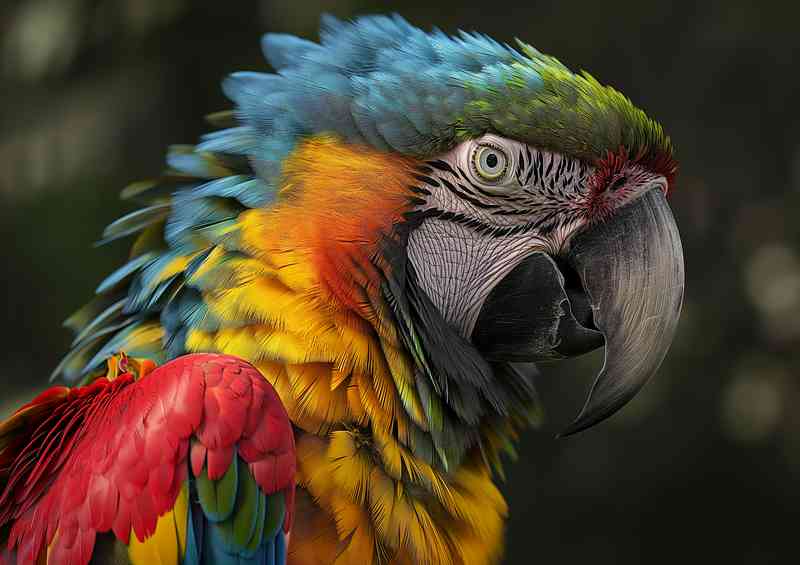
{"left": 0, "top": 353, "right": 295, "bottom": 565}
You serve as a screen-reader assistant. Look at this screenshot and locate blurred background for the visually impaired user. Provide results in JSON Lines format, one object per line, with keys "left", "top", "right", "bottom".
{"left": 1, "top": 0, "right": 798, "bottom": 563}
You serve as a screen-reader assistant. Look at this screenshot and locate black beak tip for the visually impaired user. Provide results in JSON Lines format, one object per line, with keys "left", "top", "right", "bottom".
{"left": 556, "top": 407, "right": 616, "bottom": 438}
{"left": 556, "top": 422, "right": 587, "bottom": 439}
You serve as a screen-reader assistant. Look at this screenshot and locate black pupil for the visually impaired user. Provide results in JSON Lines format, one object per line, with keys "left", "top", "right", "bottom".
{"left": 486, "top": 153, "right": 498, "bottom": 168}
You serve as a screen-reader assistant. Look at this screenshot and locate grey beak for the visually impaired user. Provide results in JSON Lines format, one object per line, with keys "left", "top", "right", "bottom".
{"left": 559, "top": 189, "right": 685, "bottom": 436}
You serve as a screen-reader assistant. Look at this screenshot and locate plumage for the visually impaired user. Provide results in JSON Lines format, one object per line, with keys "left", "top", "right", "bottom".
{"left": 0, "top": 354, "right": 295, "bottom": 565}
{"left": 1, "top": 12, "right": 684, "bottom": 565}
{"left": 97, "top": 204, "right": 172, "bottom": 246}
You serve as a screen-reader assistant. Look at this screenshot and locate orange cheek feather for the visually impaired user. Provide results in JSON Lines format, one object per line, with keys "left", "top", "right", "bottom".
{"left": 267, "top": 135, "right": 418, "bottom": 317}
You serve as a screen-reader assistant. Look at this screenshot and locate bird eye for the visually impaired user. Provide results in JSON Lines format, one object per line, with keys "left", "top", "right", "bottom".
{"left": 472, "top": 144, "right": 509, "bottom": 182}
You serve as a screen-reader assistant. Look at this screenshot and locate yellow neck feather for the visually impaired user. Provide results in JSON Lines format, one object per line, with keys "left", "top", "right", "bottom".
{"left": 183, "top": 136, "right": 508, "bottom": 564}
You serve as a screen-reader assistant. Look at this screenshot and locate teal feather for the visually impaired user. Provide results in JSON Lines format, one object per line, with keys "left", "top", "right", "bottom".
{"left": 63, "top": 292, "right": 124, "bottom": 333}
{"left": 186, "top": 176, "right": 273, "bottom": 209}
{"left": 138, "top": 277, "right": 181, "bottom": 313}
{"left": 162, "top": 287, "right": 224, "bottom": 335}
{"left": 183, "top": 248, "right": 214, "bottom": 279}
{"left": 274, "top": 530, "right": 286, "bottom": 565}
{"left": 166, "top": 146, "right": 228, "bottom": 178}
{"left": 70, "top": 317, "right": 137, "bottom": 348}
{"left": 221, "top": 73, "right": 283, "bottom": 116}
{"left": 80, "top": 320, "right": 165, "bottom": 376}
{"left": 165, "top": 196, "right": 244, "bottom": 250}
{"left": 95, "top": 204, "right": 170, "bottom": 246}
{"left": 165, "top": 327, "right": 187, "bottom": 360}
{"left": 120, "top": 179, "right": 188, "bottom": 205}
{"left": 192, "top": 219, "right": 242, "bottom": 251}
{"left": 51, "top": 318, "right": 137, "bottom": 381}
{"left": 192, "top": 455, "right": 283, "bottom": 564}
{"left": 185, "top": 250, "right": 249, "bottom": 292}
{"left": 264, "top": 539, "right": 275, "bottom": 565}
{"left": 196, "top": 127, "right": 258, "bottom": 155}
{"left": 185, "top": 494, "right": 202, "bottom": 565}
{"left": 260, "top": 34, "right": 323, "bottom": 71}
{"left": 123, "top": 270, "right": 180, "bottom": 315}
{"left": 249, "top": 137, "right": 294, "bottom": 189}
{"left": 95, "top": 252, "right": 158, "bottom": 294}
{"left": 204, "top": 527, "right": 242, "bottom": 565}
{"left": 132, "top": 251, "right": 184, "bottom": 293}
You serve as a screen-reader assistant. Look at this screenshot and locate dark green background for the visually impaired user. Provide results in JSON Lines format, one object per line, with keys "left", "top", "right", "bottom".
{"left": 1, "top": 0, "right": 799, "bottom": 563}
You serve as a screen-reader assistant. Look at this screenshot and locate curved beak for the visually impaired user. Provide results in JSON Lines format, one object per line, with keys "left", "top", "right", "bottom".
{"left": 472, "top": 189, "right": 684, "bottom": 436}
{"left": 559, "top": 189, "right": 684, "bottom": 436}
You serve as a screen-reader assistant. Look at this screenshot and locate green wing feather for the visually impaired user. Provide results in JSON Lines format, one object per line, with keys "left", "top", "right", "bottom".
{"left": 196, "top": 454, "right": 239, "bottom": 523}
{"left": 191, "top": 453, "right": 287, "bottom": 563}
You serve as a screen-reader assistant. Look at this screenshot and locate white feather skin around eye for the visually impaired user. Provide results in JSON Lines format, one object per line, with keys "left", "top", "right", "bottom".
{"left": 415, "top": 134, "right": 593, "bottom": 240}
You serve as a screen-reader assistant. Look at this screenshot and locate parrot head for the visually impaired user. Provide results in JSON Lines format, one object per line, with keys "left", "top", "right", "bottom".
{"left": 225, "top": 14, "right": 683, "bottom": 441}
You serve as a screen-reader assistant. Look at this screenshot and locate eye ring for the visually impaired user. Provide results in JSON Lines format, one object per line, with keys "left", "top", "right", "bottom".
{"left": 471, "top": 144, "right": 509, "bottom": 182}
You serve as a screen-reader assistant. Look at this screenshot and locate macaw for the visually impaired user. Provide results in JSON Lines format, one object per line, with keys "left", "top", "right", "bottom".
{"left": 0, "top": 13, "right": 684, "bottom": 565}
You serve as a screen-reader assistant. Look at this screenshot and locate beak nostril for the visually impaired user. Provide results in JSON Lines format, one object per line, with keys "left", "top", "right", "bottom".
{"left": 608, "top": 176, "right": 627, "bottom": 192}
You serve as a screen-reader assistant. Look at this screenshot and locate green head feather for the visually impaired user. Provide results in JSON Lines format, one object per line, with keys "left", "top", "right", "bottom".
{"left": 217, "top": 14, "right": 675, "bottom": 194}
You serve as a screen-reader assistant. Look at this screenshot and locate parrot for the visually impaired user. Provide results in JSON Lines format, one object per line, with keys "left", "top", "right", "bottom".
{"left": 0, "top": 13, "right": 684, "bottom": 565}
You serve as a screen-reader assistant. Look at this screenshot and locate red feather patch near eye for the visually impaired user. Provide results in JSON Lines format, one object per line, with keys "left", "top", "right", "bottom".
{"left": 585, "top": 145, "right": 677, "bottom": 221}
{"left": 640, "top": 147, "right": 678, "bottom": 192}
{"left": 589, "top": 148, "right": 629, "bottom": 198}
{"left": 591, "top": 146, "right": 677, "bottom": 200}
{"left": 584, "top": 148, "right": 630, "bottom": 220}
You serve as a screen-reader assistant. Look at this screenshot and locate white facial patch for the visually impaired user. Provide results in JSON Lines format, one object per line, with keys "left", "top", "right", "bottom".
{"left": 407, "top": 219, "right": 553, "bottom": 337}
{"left": 406, "top": 135, "right": 593, "bottom": 337}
